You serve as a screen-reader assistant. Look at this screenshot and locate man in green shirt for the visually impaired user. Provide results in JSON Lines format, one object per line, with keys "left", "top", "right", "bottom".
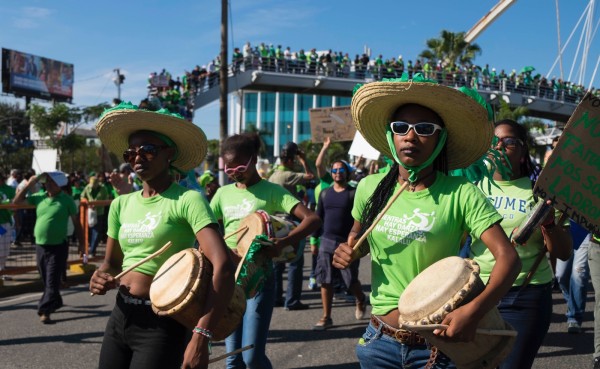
{"left": 80, "top": 176, "right": 110, "bottom": 257}
{"left": 0, "top": 173, "right": 16, "bottom": 272}
{"left": 13, "top": 171, "right": 84, "bottom": 324}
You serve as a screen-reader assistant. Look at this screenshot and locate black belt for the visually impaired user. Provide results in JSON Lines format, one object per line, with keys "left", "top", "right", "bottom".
{"left": 370, "top": 315, "right": 426, "bottom": 345}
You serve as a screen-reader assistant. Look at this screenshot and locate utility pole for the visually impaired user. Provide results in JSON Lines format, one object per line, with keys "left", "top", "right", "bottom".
{"left": 113, "top": 68, "right": 125, "bottom": 101}
{"left": 219, "top": 0, "right": 228, "bottom": 185}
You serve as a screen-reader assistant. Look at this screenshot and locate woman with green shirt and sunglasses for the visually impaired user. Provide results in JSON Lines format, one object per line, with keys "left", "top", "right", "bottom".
{"left": 332, "top": 74, "right": 521, "bottom": 369}
{"left": 89, "top": 103, "right": 235, "bottom": 369}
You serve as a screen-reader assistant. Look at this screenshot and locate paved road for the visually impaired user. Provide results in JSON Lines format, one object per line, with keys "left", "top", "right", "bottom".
{"left": 0, "top": 251, "right": 596, "bottom": 369}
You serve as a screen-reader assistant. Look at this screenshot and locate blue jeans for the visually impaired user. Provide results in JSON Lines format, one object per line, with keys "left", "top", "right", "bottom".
{"left": 556, "top": 235, "right": 591, "bottom": 324}
{"left": 498, "top": 283, "right": 552, "bottom": 369}
{"left": 588, "top": 238, "right": 600, "bottom": 358}
{"left": 273, "top": 239, "right": 305, "bottom": 307}
{"left": 355, "top": 322, "right": 455, "bottom": 369}
{"left": 225, "top": 273, "right": 275, "bottom": 369}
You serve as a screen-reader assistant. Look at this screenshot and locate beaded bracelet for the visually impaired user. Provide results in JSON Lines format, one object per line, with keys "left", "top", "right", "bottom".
{"left": 193, "top": 326, "right": 214, "bottom": 339}
{"left": 192, "top": 327, "right": 213, "bottom": 354}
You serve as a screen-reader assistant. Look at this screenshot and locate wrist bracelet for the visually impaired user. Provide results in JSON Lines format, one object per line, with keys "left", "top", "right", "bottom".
{"left": 192, "top": 327, "right": 213, "bottom": 354}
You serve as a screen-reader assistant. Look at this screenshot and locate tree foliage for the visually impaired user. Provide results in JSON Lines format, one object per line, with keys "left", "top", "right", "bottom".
{"left": 420, "top": 30, "right": 482, "bottom": 67}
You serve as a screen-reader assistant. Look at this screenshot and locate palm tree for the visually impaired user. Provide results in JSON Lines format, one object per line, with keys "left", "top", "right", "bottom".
{"left": 419, "top": 30, "right": 482, "bottom": 68}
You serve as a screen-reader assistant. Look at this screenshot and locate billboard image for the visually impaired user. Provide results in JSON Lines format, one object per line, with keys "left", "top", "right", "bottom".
{"left": 1, "top": 48, "right": 74, "bottom": 102}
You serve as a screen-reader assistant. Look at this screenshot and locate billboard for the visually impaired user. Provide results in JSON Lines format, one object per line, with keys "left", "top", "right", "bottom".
{"left": 1, "top": 48, "right": 74, "bottom": 102}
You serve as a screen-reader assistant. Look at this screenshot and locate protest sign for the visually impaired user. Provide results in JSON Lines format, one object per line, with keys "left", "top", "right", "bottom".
{"left": 309, "top": 106, "right": 356, "bottom": 143}
{"left": 348, "top": 131, "right": 380, "bottom": 160}
{"left": 534, "top": 92, "right": 600, "bottom": 235}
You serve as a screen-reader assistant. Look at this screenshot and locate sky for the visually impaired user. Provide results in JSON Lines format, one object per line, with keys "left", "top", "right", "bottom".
{"left": 0, "top": 0, "right": 598, "bottom": 140}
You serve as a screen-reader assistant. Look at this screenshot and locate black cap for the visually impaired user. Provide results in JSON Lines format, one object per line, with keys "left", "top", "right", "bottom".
{"left": 281, "top": 142, "right": 298, "bottom": 159}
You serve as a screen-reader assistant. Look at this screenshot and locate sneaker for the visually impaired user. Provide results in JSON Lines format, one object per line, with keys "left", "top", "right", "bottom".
{"left": 285, "top": 302, "right": 309, "bottom": 311}
{"left": 355, "top": 295, "right": 367, "bottom": 320}
{"left": 308, "top": 277, "right": 318, "bottom": 291}
{"left": 40, "top": 314, "right": 51, "bottom": 324}
{"left": 593, "top": 357, "right": 600, "bottom": 369}
{"left": 313, "top": 317, "right": 333, "bottom": 331}
{"left": 568, "top": 321, "right": 582, "bottom": 334}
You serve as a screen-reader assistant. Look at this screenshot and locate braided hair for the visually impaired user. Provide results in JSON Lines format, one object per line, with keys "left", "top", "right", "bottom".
{"left": 359, "top": 104, "right": 449, "bottom": 236}
{"left": 494, "top": 119, "right": 541, "bottom": 184}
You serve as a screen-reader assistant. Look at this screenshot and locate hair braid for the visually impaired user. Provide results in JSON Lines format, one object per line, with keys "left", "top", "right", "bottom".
{"left": 359, "top": 164, "right": 399, "bottom": 236}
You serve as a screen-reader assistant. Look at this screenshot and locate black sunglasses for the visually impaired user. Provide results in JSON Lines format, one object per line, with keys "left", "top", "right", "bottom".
{"left": 495, "top": 137, "right": 524, "bottom": 149}
{"left": 123, "top": 144, "right": 168, "bottom": 164}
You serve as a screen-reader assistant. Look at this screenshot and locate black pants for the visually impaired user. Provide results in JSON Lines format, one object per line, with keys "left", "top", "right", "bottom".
{"left": 36, "top": 242, "right": 68, "bottom": 315}
{"left": 99, "top": 294, "right": 188, "bottom": 369}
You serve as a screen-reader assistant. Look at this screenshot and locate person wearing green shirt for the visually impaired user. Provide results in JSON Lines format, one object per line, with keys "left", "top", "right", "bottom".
{"left": 333, "top": 74, "right": 521, "bottom": 369}
{"left": 13, "top": 171, "right": 84, "bottom": 324}
{"left": 470, "top": 119, "right": 572, "bottom": 369}
{"left": 211, "top": 133, "right": 320, "bottom": 369}
{"left": 0, "top": 173, "right": 16, "bottom": 272}
{"left": 89, "top": 103, "right": 235, "bottom": 369}
{"left": 81, "top": 176, "right": 110, "bottom": 257}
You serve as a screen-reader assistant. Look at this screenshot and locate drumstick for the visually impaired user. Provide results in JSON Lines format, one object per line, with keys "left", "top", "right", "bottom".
{"left": 224, "top": 226, "right": 249, "bottom": 241}
{"left": 399, "top": 323, "right": 518, "bottom": 337}
{"left": 90, "top": 241, "right": 173, "bottom": 296}
{"left": 351, "top": 181, "right": 409, "bottom": 256}
{"left": 208, "top": 344, "right": 254, "bottom": 364}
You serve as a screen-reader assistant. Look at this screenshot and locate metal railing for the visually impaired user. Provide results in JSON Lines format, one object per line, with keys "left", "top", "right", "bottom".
{"left": 189, "top": 56, "right": 590, "bottom": 104}
{"left": 0, "top": 199, "right": 112, "bottom": 276}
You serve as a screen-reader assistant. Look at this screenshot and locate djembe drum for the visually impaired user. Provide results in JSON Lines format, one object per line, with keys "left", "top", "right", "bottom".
{"left": 397, "top": 256, "right": 515, "bottom": 369}
{"left": 149, "top": 248, "right": 246, "bottom": 341}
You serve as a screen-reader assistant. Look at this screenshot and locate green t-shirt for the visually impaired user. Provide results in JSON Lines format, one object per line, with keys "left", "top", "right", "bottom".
{"left": 0, "top": 184, "right": 16, "bottom": 225}
{"left": 314, "top": 172, "right": 333, "bottom": 206}
{"left": 352, "top": 172, "right": 502, "bottom": 315}
{"left": 27, "top": 191, "right": 77, "bottom": 245}
{"left": 107, "top": 183, "right": 216, "bottom": 276}
{"left": 71, "top": 186, "right": 83, "bottom": 201}
{"left": 210, "top": 179, "right": 300, "bottom": 249}
{"left": 470, "top": 177, "right": 551, "bottom": 286}
{"left": 81, "top": 184, "right": 110, "bottom": 215}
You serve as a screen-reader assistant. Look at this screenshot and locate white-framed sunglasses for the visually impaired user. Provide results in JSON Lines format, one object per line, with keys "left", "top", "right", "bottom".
{"left": 389, "top": 121, "right": 443, "bottom": 136}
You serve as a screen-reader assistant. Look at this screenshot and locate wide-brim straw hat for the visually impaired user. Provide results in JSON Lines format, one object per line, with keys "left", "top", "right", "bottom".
{"left": 96, "top": 103, "right": 207, "bottom": 172}
{"left": 351, "top": 79, "right": 493, "bottom": 170}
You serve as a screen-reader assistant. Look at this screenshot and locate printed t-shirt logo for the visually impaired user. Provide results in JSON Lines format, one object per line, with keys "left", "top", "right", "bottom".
{"left": 374, "top": 208, "right": 436, "bottom": 244}
{"left": 223, "top": 198, "right": 255, "bottom": 220}
{"left": 121, "top": 211, "right": 162, "bottom": 244}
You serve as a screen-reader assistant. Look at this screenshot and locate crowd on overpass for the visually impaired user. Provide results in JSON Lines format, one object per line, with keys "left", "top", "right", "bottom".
{"left": 189, "top": 41, "right": 599, "bottom": 105}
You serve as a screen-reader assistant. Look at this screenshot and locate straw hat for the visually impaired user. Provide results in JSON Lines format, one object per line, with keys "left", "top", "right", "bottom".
{"left": 351, "top": 77, "right": 493, "bottom": 170}
{"left": 96, "top": 102, "right": 207, "bottom": 171}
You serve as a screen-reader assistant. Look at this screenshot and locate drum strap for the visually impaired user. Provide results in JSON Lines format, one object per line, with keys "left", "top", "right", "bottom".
{"left": 424, "top": 346, "right": 438, "bottom": 369}
{"left": 520, "top": 246, "right": 548, "bottom": 290}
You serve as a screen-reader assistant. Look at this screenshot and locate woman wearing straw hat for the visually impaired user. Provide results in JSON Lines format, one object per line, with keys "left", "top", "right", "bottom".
{"left": 332, "top": 74, "right": 521, "bottom": 368}
{"left": 210, "top": 132, "right": 321, "bottom": 369}
{"left": 89, "top": 102, "right": 235, "bottom": 369}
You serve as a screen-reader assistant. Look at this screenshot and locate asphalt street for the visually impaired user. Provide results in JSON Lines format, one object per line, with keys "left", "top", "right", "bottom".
{"left": 0, "top": 251, "right": 596, "bottom": 369}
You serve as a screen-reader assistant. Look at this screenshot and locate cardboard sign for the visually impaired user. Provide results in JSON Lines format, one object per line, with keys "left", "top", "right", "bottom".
{"left": 348, "top": 131, "right": 380, "bottom": 160}
{"left": 534, "top": 92, "right": 600, "bottom": 235}
{"left": 309, "top": 106, "right": 356, "bottom": 143}
{"left": 32, "top": 149, "right": 58, "bottom": 173}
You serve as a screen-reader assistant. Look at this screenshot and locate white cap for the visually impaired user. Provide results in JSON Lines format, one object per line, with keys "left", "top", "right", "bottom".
{"left": 44, "top": 171, "right": 68, "bottom": 187}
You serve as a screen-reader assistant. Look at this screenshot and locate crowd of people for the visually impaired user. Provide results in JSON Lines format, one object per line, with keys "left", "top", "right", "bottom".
{"left": 1, "top": 75, "right": 599, "bottom": 369}
{"left": 186, "top": 41, "right": 599, "bottom": 105}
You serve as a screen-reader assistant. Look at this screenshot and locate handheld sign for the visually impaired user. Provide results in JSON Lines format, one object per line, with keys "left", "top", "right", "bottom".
{"left": 309, "top": 106, "right": 356, "bottom": 143}
{"left": 348, "top": 131, "right": 380, "bottom": 161}
{"left": 534, "top": 92, "right": 600, "bottom": 235}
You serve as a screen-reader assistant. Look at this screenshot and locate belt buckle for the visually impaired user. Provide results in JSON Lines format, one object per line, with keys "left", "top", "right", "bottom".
{"left": 394, "top": 329, "right": 408, "bottom": 344}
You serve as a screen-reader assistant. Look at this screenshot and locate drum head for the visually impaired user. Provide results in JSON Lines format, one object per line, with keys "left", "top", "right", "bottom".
{"left": 398, "top": 257, "right": 479, "bottom": 322}
{"left": 237, "top": 212, "right": 267, "bottom": 256}
{"left": 150, "top": 248, "right": 204, "bottom": 311}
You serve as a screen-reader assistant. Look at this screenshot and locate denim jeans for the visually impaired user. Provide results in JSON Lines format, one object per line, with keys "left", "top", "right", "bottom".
{"left": 355, "top": 322, "right": 455, "bottom": 369}
{"left": 225, "top": 273, "right": 275, "bottom": 369}
{"left": 588, "top": 239, "right": 600, "bottom": 358}
{"left": 556, "top": 234, "right": 591, "bottom": 324}
{"left": 497, "top": 283, "right": 552, "bottom": 369}
{"left": 273, "top": 239, "right": 305, "bottom": 307}
{"left": 99, "top": 294, "right": 187, "bottom": 369}
{"left": 36, "top": 242, "right": 68, "bottom": 315}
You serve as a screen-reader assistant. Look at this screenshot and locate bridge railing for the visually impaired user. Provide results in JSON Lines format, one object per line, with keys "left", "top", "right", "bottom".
{"left": 190, "top": 56, "right": 588, "bottom": 105}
